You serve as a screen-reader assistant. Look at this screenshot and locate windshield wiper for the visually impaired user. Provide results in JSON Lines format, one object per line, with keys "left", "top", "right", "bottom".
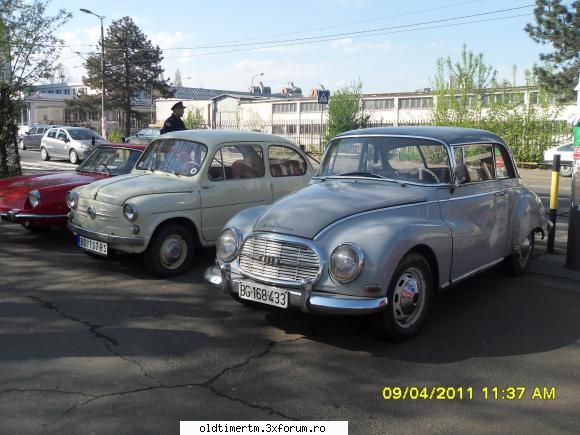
{"left": 101, "top": 163, "right": 112, "bottom": 175}
{"left": 339, "top": 171, "right": 387, "bottom": 179}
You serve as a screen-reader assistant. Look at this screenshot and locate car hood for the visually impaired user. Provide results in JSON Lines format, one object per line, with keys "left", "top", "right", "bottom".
{"left": 78, "top": 173, "right": 194, "bottom": 205}
{"left": 253, "top": 179, "right": 428, "bottom": 238}
{"left": 0, "top": 171, "right": 101, "bottom": 198}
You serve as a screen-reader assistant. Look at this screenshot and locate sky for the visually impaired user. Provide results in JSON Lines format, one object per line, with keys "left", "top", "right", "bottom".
{"left": 45, "top": 0, "right": 551, "bottom": 95}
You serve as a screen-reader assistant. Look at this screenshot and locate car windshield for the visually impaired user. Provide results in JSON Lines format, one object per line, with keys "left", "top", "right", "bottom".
{"left": 316, "top": 136, "right": 452, "bottom": 184}
{"left": 77, "top": 147, "right": 142, "bottom": 175}
{"left": 135, "top": 139, "right": 208, "bottom": 176}
{"left": 67, "top": 128, "right": 104, "bottom": 141}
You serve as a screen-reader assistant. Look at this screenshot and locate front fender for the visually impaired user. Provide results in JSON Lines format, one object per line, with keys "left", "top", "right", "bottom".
{"left": 312, "top": 202, "right": 452, "bottom": 297}
{"left": 509, "top": 189, "right": 548, "bottom": 250}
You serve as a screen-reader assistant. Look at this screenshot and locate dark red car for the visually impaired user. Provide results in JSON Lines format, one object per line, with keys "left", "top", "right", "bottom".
{"left": 0, "top": 143, "right": 145, "bottom": 230}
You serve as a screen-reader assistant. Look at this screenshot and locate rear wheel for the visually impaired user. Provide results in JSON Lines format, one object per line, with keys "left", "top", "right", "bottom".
{"left": 69, "top": 150, "right": 79, "bottom": 164}
{"left": 144, "top": 223, "right": 194, "bottom": 277}
{"left": 560, "top": 165, "right": 573, "bottom": 177}
{"left": 504, "top": 231, "right": 535, "bottom": 276}
{"left": 371, "top": 253, "right": 433, "bottom": 341}
{"left": 40, "top": 147, "right": 50, "bottom": 161}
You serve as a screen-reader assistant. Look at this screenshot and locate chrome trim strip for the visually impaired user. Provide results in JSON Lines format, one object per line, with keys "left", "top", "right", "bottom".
{"left": 11, "top": 213, "right": 69, "bottom": 219}
{"left": 312, "top": 176, "right": 450, "bottom": 187}
{"left": 67, "top": 222, "right": 144, "bottom": 246}
{"left": 445, "top": 191, "right": 494, "bottom": 201}
{"left": 452, "top": 258, "right": 504, "bottom": 284}
{"left": 238, "top": 233, "right": 325, "bottom": 287}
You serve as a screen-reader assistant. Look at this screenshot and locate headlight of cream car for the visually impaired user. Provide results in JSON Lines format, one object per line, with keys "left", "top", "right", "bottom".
{"left": 28, "top": 190, "right": 41, "bottom": 208}
{"left": 66, "top": 191, "right": 78, "bottom": 210}
{"left": 329, "top": 243, "right": 365, "bottom": 282}
{"left": 217, "top": 227, "right": 242, "bottom": 262}
{"left": 123, "top": 203, "right": 138, "bottom": 222}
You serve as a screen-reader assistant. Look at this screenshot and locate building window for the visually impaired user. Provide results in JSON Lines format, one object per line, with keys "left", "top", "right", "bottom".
{"left": 300, "top": 102, "right": 324, "bottom": 112}
{"left": 399, "top": 97, "right": 433, "bottom": 109}
{"left": 363, "top": 99, "right": 395, "bottom": 110}
{"left": 272, "top": 103, "right": 297, "bottom": 114}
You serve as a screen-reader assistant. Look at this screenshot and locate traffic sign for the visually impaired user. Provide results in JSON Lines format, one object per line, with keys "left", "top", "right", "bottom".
{"left": 317, "top": 90, "right": 330, "bottom": 104}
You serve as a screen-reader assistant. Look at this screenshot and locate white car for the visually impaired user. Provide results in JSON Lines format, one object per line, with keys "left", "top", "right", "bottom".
{"left": 67, "top": 130, "right": 315, "bottom": 277}
{"left": 543, "top": 143, "right": 574, "bottom": 177}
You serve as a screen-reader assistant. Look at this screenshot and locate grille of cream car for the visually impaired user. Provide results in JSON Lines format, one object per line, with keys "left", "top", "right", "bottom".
{"left": 76, "top": 198, "right": 120, "bottom": 222}
{"left": 239, "top": 235, "right": 321, "bottom": 285}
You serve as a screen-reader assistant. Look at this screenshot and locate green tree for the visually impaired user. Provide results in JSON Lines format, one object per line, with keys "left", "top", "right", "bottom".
{"left": 525, "top": 0, "right": 580, "bottom": 101}
{"left": 83, "top": 16, "right": 172, "bottom": 137}
{"left": 325, "top": 80, "right": 370, "bottom": 142}
{"left": 183, "top": 108, "right": 206, "bottom": 129}
{"left": 431, "top": 44, "right": 497, "bottom": 124}
{"left": 0, "top": 0, "right": 71, "bottom": 179}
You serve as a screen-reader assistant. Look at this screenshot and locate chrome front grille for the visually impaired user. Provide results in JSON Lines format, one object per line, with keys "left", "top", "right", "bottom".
{"left": 239, "top": 235, "right": 321, "bottom": 285}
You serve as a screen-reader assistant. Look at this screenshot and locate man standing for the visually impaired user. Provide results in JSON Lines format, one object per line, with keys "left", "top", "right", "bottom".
{"left": 160, "top": 101, "right": 186, "bottom": 134}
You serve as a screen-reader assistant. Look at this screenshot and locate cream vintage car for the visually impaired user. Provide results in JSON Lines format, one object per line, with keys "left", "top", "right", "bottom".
{"left": 67, "top": 130, "right": 315, "bottom": 276}
{"left": 205, "top": 127, "right": 549, "bottom": 341}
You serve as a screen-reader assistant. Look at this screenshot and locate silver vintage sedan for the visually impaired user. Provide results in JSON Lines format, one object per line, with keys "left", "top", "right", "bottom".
{"left": 205, "top": 127, "right": 549, "bottom": 341}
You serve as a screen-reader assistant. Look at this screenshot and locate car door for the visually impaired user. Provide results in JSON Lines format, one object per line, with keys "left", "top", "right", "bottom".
{"left": 267, "top": 144, "right": 310, "bottom": 201}
{"left": 200, "top": 143, "right": 270, "bottom": 242}
{"left": 22, "top": 128, "right": 37, "bottom": 148}
{"left": 42, "top": 128, "right": 58, "bottom": 154}
{"left": 54, "top": 129, "right": 69, "bottom": 157}
{"left": 438, "top": 144, "right": 508, "bottom": 282}
{"left": 494, "top": 143, "right": 520, "bottom": 259}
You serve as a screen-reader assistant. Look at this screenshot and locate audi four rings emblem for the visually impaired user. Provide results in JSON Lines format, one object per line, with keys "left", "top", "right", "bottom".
{"left": 260, "top": 255, "right": 280, "bottom": 266}
{"left": 87, "top": 207, "right": 96, "bottom": 219}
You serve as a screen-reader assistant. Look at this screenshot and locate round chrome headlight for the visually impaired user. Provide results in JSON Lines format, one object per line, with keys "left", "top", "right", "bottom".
{"left": 28, "top": 190, "right": 41, "bottom": 208}
{"left": 217, "top": 227, "right": 242, "bottom": 262}
{"left": 123, "top": 203, "right": 138, "bottom": 222}
{"left": 329, "top": 243, "right": 365, "bottom": 283}
{"left": 66, "top": 191, "right": 78, "bottom": 210}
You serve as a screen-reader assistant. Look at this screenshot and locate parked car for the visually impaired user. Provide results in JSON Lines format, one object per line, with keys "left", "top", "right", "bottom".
{"left": 542, "top": 142, "right": 574, "bottom": 177}
{"left": 40, "top": 127, "right": 109, "bottom": 164}
{"left": 124, "top": 127, "right": 161, "bottom": 145}
{"left": 19, "top": 124, "right": 62, "bottom": 151}
{"left": 0, "top": 144, "right": 144, "bottom": 231}
{"left": 67, "top": 130, "right": 315, "bottom": 277}
{"left": 205, "top": 127, "right": 550, "bottom": 341}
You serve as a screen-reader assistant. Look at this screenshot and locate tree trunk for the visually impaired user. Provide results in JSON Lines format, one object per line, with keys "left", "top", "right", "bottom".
{"left": 0, "top": 84, "right": 22, "bottom": 179}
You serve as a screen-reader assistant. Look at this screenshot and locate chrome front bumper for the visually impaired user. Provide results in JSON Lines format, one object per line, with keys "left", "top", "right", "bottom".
{"left": 1, "top": 210, "right": 68, "bottom": 223}
{"left": 67, "top": 222, "right": 144, "bottom": 246}
{"left": 204, "top": 264, "right": 388, "bottom": 315}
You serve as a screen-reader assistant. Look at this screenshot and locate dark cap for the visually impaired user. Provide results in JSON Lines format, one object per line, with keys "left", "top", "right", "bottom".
{"left": 171, "top": 101, "right": 186, "bottom": 111}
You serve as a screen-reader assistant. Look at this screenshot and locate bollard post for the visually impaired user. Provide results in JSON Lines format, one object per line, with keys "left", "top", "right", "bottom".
{"left": 547, "top": 154, "right": 561, "bottom": 253}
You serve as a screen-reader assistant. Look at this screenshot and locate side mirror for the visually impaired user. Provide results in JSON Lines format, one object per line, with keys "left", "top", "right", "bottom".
{"left": 450, "top": 172, "right": 467, "bottom": 193}
{"left": 64, "top": 137, "right": 70, "bottom": 143}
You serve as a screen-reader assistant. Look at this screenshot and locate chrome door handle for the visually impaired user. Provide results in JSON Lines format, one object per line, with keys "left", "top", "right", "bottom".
{"left": 495, "top": 191, "right": 506, "bottom": 196}
{"left": 202, "top": 185, "right": 214, "bottom": 190}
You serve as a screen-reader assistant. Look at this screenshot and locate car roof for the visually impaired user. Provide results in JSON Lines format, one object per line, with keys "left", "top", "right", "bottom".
{"left": 158, "top": 129, "right": 296, "bottom": 147}
{"left": 336, "top": 126, "right": 506, "bottom": 146}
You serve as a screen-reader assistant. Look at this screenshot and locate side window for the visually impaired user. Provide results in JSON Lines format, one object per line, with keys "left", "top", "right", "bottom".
{"left": 268, "top": 145, "right": 307, "bottom": 177}
{"left": 494, "top": 145, "right": 515, "bottom": 179}
{"left": 463, "top": 145, "right": 495, "bottom": 182}
{"left": 29, "top": 128, "right": 37, "bottom": 135}
{"left": 38, "top": 128, "right": 46, "bottom": 134}
{"left": 209, "top": 145, "right": 264, "bottom": 181}
{"left": 57, "top": 130, "right": 67, "bottom": 141}
{"left": 47, "top": 129, "right": 57, "bottom": 139}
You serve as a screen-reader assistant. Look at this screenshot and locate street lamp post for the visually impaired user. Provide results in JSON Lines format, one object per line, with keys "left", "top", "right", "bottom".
{"left": 80, "top": 8, "right": 106, "bottom": 139}
{"left": 250, "top": 72, "right": 263, "bottom": 92}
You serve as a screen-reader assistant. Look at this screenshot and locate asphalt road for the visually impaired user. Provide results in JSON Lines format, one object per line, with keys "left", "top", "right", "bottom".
{"left": 0, "top": 155, "right": 579, "bottom": 434}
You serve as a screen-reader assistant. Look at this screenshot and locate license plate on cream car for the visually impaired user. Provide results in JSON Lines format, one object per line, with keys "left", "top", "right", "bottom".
{"left": 78, "top": 235, "right": 108, "bottom": 256}
{"left": 238, "top": 281, "right": 289, "bottom": 308}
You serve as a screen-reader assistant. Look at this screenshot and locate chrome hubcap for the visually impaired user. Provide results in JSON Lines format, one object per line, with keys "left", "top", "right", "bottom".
{"left": 159, "top": 235, "right": 187, "bottom": 270}
{"left": 393, "top": 267, "right": 425, "bottom": 329}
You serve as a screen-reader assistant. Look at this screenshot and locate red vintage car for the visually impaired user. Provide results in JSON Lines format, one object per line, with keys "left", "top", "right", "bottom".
{"left": 0, "top": 143, "right": 145, "bottom": 230}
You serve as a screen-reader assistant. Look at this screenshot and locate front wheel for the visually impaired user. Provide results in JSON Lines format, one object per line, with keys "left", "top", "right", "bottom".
{"left": 69, "top": 150, "right": 80, "bottom": 164}
{"left": 144, "top": 223, "right": 194, "bottom": 277}
{"left": 371, "top": 253, "right": 433, "bottom": 341}
{"left": 18, "top": 140, "right": 25, "bottom": 150}
{"left": 40, "top": 148, "right": 50, "bottom": 161}
{"left": 504, "top": 231, "right": 535, "bottom": 276}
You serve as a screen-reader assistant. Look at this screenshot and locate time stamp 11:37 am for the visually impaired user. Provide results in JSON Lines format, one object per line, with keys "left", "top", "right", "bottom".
{"left": 382, "top": 386, "right": 557, "bottom": 401}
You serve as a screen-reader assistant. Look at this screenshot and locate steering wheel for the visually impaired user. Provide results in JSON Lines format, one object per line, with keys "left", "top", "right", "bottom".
{"left": 418, "top": 168, "right": 440, "bottom": 183}
{"left": 182, "top": 161, "right": 201, "bottom": 175}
